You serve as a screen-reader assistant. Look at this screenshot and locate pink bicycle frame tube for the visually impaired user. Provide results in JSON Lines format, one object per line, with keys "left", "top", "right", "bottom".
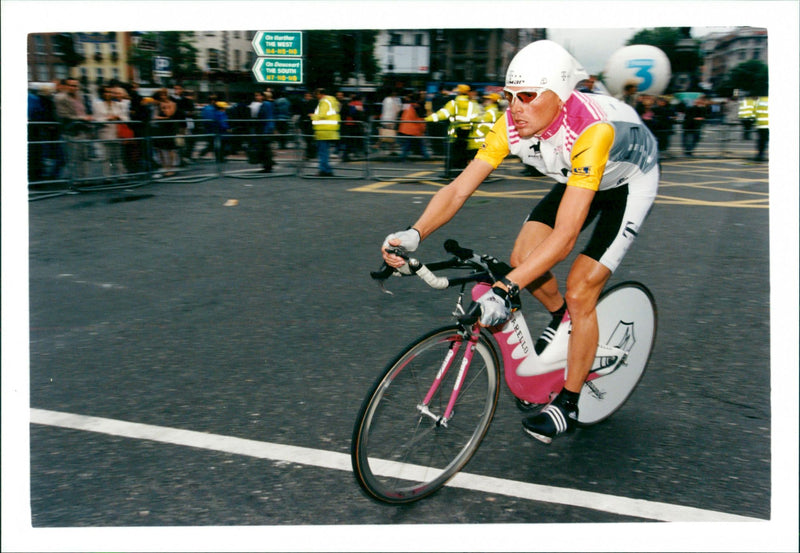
{"left": 472, "top": 282, "right": 567, "bottom": 405}
{"left": 420, "top": 338, "right": 462, "bottom": 406}
{"left": 442, "top": 330, "right": 480, "bottom": 421}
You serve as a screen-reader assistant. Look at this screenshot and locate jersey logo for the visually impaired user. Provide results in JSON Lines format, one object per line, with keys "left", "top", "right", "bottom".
{"left": 571, "top": 146, "right": 590, "bottom": 160}
{"left": 572, "top": 166, "right": 591, "bottom": 175}
{"left": 622, "top": 221, "right": 639, "bottom": 239}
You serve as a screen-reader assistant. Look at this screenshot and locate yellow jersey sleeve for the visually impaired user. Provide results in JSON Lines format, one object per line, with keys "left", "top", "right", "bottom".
{"left": 567, "top": 123, "right": 615, "bottom": 191}
{"left": 474, "top": 116, "right": 510, "bottom": 169}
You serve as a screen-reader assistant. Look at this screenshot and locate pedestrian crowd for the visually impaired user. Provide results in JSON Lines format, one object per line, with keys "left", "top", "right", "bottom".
{"left": 27, "top": 77, "right": 768, "bottom": 184}
{"left": 611, "top": 79, "right": 768, "bottom": 161}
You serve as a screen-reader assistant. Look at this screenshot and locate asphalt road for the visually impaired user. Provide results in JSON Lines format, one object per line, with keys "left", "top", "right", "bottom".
{"left": 9, "top": 150, "right": 789, "bottom": 550}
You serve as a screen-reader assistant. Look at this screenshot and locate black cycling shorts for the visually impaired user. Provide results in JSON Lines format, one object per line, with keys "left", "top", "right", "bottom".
{"left": 527, "top": 182, "right": 653, "bottom": 271}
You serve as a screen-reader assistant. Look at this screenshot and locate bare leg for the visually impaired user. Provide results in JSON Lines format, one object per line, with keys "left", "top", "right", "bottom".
{"left": 563, "top": 254, "right": 611, "bottom": 393}
{"left": 509, "top": 221, "right": 564, "bottom": 311}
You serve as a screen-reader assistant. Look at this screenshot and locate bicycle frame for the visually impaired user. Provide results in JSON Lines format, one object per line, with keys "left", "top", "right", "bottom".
{"left": 416, "top": 332, "right": 480, "bottom": 427}
{"left": 469, "top": 282, "right": 631, "bottom": 406}
{"left": 353, "top": 241, "right": 656, "bottom": 503}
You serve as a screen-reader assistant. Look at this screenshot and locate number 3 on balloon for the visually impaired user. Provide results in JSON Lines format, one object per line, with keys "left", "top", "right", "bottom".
{"left": 626, "top": 58, "right": 655, "bottom": 91}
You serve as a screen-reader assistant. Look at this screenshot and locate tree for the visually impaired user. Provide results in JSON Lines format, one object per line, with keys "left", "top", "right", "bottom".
{"left": 721, "top": 60, "right": 768, "bottom": 97}
{"left": 305, "top": 30, "right": 379, "bottom": 89}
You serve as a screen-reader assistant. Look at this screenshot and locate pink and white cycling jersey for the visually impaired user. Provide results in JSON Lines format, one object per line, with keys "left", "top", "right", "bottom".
{"left": 477, "top": 91, "right": 658, "bottom": 193}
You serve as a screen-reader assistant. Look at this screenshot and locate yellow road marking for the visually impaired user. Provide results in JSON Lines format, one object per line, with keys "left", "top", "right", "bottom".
{"left": 350, "top": 164, "right": 769, "bottom": 207}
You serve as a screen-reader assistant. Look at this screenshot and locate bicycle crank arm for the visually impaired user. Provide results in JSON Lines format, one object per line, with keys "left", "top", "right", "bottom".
{"left": 586, "top": 381, "right": 606, "bottom": 400}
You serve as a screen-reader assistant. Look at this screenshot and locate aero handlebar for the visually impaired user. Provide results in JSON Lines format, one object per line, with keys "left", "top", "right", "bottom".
{"left": 372, "top": 239, "right": 513, "bottom": 325}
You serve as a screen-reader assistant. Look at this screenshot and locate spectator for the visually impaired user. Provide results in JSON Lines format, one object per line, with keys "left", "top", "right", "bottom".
{"left": 335, "top": 91, "right": 350, "bottom": 157}
{"left": 273, "top": 89, "right": 291, "bottom": 148}
{"left": 92, "top": 84, "right": 129, "bottom": 180}
{"left": 753, "top": 96, "right": 768, "bottom": 162}
{"left": 428, "top": 85, "right": 452, "bottom": 155}
{"left": 737, "top": 96, "right": 756, "bottom": 140}
{"left": 255, "top": 90, "right": 275, "bottom": 173}
{"left": 54, "top": 78, "right": 93, "bottom": 179}
{"left": 681, "top": 96, "right": 707, "bottom": 157}
{"left": 34, "top": 83, "right": 64, "bottom": 180}
{"left": 636, "top": 95, "right": 657, "bottom": 135}
{"left": 652, "top": 96, "right": 676, "bottom": 154}
{"left": 228, "top": 96, "right": 252, "bottom": 156}
{"left": 28, "top": 87, "right": 46, "bottom": 182}
{"left": 618, "top": 80, "right": 638, "bottom": 107}
{"left": 197, "top": 95, "right": 221, "bottom": 160}
{"left": 298, "top": 91, "right": 318, "bottom": 160}
{"left": 397, "top": 91, "right": 430, "bottom": 161}
{"left": 377, "top": 88, "right": 402, "bottom": 154}
{"left": 151, "top": 88, "right": 180, "bottom": 176}
{"left": 473, "top": 92, "right": 503, "bottom": 151}
{"left": 246, "top": 91, "right": 265, "bottom": 162}
{"left": 425, "top": 83, "right": 482, "bottom": 177}
{"left": 171, "top": 84, "right": 196, "bottom": 165}
{"left": 209, "top": 100, "right": 231, "bottom": 163}
{"left": 577, "top": 75, "right": 598, "bottom": 93}
{"left": 309, "top": 87, "right": 340, "bottom": 176}
{"left": 341, "top": 93, "right": 366, "bottom": 161}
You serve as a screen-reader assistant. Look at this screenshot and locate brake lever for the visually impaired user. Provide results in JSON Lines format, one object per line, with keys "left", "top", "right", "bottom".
{"left": 372, "top": 265, "right": 395, "bottom": 295}
{"left": 371, "top": 246, "right": 409, "bottom": 295}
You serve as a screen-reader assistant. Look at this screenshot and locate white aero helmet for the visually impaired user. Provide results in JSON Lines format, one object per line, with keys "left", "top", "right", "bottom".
{"left": 505, "top": 40, "right": 589, "bottom": 102}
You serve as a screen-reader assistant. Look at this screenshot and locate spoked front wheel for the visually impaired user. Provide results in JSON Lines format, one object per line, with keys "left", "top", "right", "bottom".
{"left": 577, "top": 281, "right": 657, "bottom": 425}
{"left": 351, "top": 326, "right": 500, "bottom": 504}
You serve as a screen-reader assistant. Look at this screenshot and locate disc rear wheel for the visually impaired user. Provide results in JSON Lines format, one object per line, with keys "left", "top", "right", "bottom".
{"left": 577, "top": 282, "right": 657, "bottom": 425}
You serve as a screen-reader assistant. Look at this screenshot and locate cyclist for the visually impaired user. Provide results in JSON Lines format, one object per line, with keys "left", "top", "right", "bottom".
{"left": 381, "top": 40, "right": 659, "bottom": 444}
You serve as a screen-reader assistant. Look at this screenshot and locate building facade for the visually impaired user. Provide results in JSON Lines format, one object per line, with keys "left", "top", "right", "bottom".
{"left": 373, "top": 28, "right": 546, "bottom": 91}
{"left": 195, "top": 30, "right": 257, "bottom": 73}
{"left": 28, "top": 27, "right": 766, "bottom": 99}
{"left": 28, "top": 32, "right": 132, "bottom": 88}
{"left": 699, "top": 27, "right": 768, "bottom": 92}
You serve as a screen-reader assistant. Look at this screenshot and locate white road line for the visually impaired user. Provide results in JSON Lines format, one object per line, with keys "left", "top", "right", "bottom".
{"left": 30, "top": 408, "right": 760, "bottom": 523}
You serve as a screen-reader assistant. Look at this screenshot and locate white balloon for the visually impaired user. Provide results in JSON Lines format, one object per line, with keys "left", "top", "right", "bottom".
{"left": 603, "top": 45, "right": 672, "bottom": 96}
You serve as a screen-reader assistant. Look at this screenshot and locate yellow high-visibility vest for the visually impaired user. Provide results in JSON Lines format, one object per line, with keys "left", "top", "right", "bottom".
{"left": 312, "top": 96, "right": 341, "bottom": 140}
{"left": 754, "top": 97, "right": 768, "bottom": 129}
{"left": 738, "top": 98, "right": 755, "bottom": 120}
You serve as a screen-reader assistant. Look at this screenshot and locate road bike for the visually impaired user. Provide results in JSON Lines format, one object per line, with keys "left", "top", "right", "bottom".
{"left": 351, "top": 239, "right": 657, "bottom": 504}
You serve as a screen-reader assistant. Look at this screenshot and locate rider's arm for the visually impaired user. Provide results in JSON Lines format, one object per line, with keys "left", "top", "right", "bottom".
{"left": 496, "top": 124, "right": 615, "bottom": 292}
{"left": 413, "top": 115, "right": 512, "bottom": 239}
{"left": 383, "top": 159, "right": 494, "bottom": 267}
{"left": 412, "top": 159, "right": 495, "bottom": 239}
{"left": 410, "top": 116, "right": 513, "bottom": 239}
{"left": 383, "top": 117, "right": 511, "bottom": 266}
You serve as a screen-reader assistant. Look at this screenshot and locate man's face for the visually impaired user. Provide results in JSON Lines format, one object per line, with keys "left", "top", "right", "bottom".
{"left": 505, "top": 87, "right": 562, "bottom": 138}
{"left": 66, "top": 80, "right": 80, "bottom": 97}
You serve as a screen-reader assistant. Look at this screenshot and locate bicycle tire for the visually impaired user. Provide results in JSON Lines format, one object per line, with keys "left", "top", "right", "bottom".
{"left": 577, "top": 281, "right": 657, "bottom": 426}
{"left": 351, "top": 325, "right": 500, "bottom": 504}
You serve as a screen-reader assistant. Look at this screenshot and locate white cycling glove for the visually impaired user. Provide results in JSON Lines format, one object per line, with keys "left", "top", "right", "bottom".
{"left": 476, "top": 287, "right": 512, "bottom": 327}
{"left": 382, "top": 228, "right": 421, "bottom": 252}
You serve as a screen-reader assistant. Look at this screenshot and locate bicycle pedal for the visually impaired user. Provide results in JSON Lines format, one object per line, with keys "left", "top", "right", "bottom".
{"left": 515, "top": 398, "right": 544, "bottom": 412}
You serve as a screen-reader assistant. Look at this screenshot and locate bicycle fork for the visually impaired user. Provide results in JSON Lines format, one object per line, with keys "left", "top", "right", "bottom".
{"left": 417, "top": 328, "right": 480, "bottom": 428}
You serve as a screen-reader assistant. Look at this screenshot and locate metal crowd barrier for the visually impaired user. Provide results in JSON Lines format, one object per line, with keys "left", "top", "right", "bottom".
{"left": 296, "top": 119, "right": 370, "bottom": 180}
{"left": 27, "top": 116, "right": 766, "bottom": 201}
